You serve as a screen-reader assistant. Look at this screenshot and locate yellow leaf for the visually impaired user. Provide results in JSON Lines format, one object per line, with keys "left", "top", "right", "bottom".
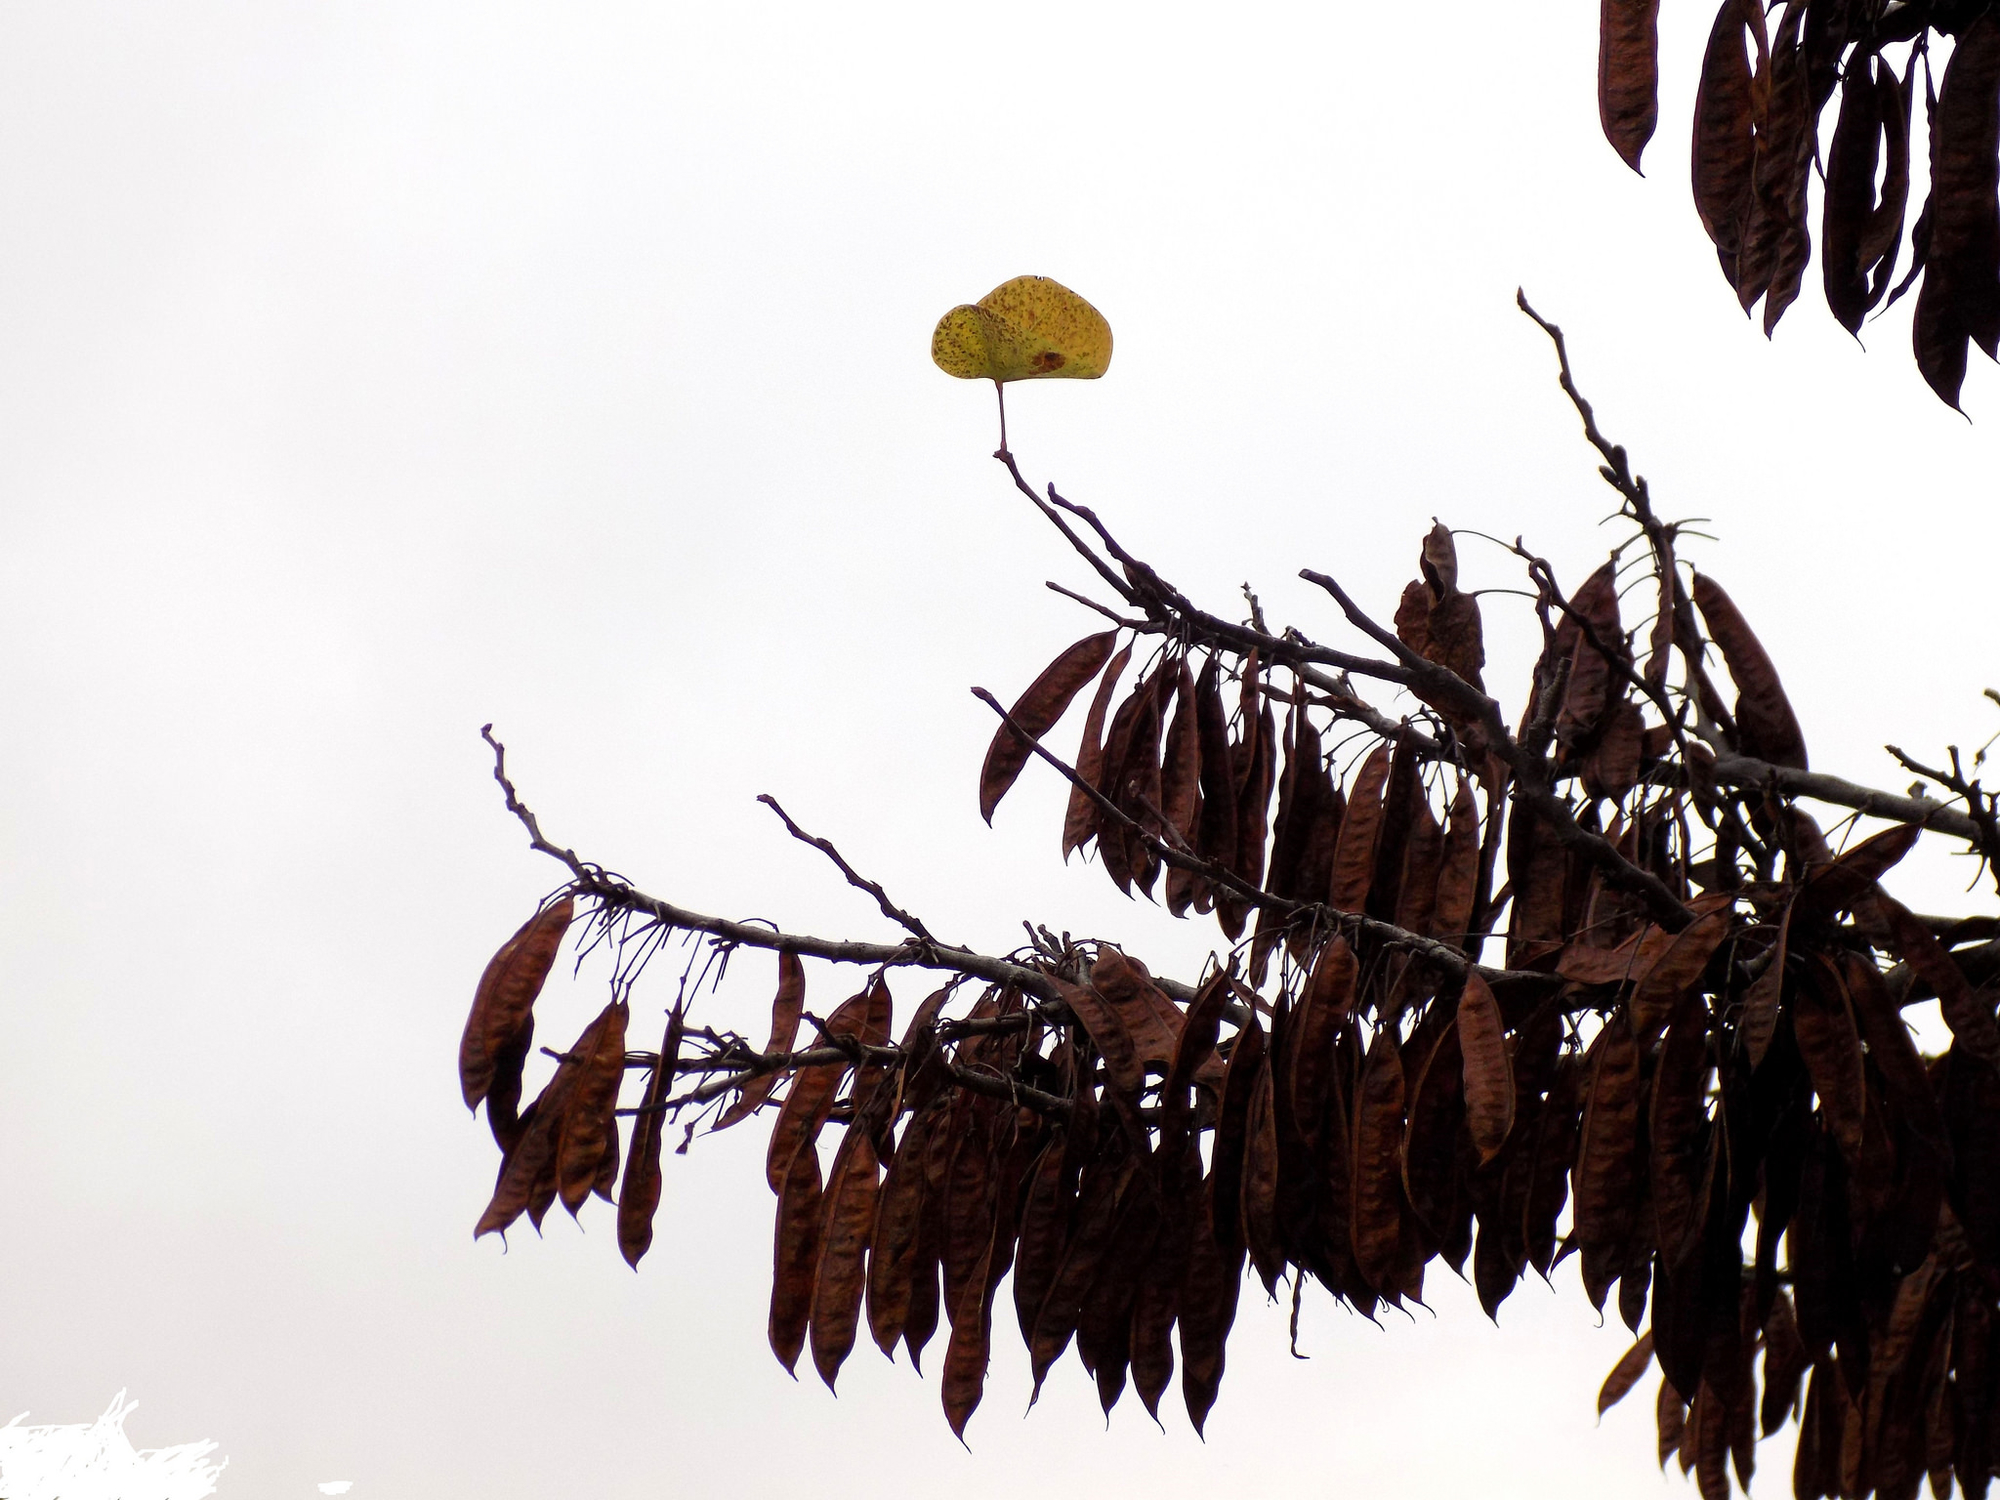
{"left": 930, "top": 276, "right": 1113, "bottom": 384}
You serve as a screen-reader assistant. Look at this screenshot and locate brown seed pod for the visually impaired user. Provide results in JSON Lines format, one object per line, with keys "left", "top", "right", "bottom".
{"left": 979, "top": 630, "right": 1118, "bottom": 824}
{"left": 460, "top": 895, "right": 575, "bottom": 1112}
{"left": 715, "top": 951, "right": 807, "bottom": 1134}
{"left": 617, "top": 1007, "right": 683, "bottom": 1269}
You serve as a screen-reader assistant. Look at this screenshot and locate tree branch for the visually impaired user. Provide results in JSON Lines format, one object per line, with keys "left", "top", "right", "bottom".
{"left": 756, "top": 793, "right": 951, "bottom": 949}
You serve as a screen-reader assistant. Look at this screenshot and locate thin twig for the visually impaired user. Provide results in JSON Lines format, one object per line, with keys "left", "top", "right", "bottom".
{"left": 1043, "top": 580, "right": 1145, "bottom": 628}
{"left": 756, "top": 793, "right": 950, "bottom": 949}
{"left": 483, "top": 725, "right": 590, "bottom": 881}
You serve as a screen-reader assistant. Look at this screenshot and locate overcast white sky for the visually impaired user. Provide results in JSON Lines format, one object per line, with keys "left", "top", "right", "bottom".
{"left": 0, "top": 3, "right": 1994, "bottom": 1497}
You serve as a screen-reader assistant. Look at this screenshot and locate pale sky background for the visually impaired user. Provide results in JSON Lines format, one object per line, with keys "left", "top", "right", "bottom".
{"left": 0, "top": 3, "right": 1994, "bottom": 1497}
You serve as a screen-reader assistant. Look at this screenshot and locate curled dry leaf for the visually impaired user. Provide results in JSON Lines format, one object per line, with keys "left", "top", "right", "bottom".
{"left": 979, "top": 631, "right": 1118, "bottom": 824}
{"left": 931, "top": 276, "right": 1113, "bottom": 385}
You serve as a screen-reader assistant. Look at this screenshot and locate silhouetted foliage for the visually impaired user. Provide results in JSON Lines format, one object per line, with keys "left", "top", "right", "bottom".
{"left": 1600, "top": 0, "right": 2000, "bottom": 408}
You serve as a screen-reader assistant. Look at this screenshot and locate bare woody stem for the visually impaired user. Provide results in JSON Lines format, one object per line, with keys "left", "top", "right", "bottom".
{"left": 756, "top": 793, "right": 951, "bottom": 950}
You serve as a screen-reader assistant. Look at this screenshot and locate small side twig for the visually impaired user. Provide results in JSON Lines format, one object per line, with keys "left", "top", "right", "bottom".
{"left": 483, "top": 725, "right": 589, "bottom": 882}
{"left": 757, "top": 793, "right": 950, "bottom": 950}
{"left": 1886, "top": 744, "right": 2000, "bottom": 893}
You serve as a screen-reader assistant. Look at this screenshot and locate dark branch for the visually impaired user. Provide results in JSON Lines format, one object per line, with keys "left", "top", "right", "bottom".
{"left": 756, "top": 793, "right": 950, "bottom": 949}
{"left": 484, "top": 725, "right": 590, "bottom": 881}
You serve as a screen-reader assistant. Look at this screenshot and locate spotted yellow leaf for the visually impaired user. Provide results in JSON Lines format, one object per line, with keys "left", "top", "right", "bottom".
{"left": 931, "top": 276, "right": 1113, "bottom": 384}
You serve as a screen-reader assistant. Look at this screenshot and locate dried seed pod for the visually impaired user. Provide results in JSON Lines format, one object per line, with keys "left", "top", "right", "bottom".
{"left": 715, "top": 952, "right": 807, "bottom": 1133}
{"left": 556, "top": 1000, "right": 630, "bottom": 1216}
{"left": 617, "top": 1007, "right": 683, "bottom": 1269}
{"left": 1599, "top": 0, "right": 1662, "bottom": 172}
{"left": 1457, "top": 972, "right": 1513, "bottom": 1164}
{"left": 460, "top": 896, "right": 575, "bottom": 1111}
{"left": 979, "top": 631, "right": 1118, "bottom": 824}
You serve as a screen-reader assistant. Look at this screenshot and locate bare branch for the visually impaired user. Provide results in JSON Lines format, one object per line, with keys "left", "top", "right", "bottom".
{"left": 1716, "top": 755, "right": 1984, "bottom": 846}
{"left": 756, "top": 793, "right": 951, "bottom": 950}
{"left": 483, "top": 725, "right": 590, "bottom": 881}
